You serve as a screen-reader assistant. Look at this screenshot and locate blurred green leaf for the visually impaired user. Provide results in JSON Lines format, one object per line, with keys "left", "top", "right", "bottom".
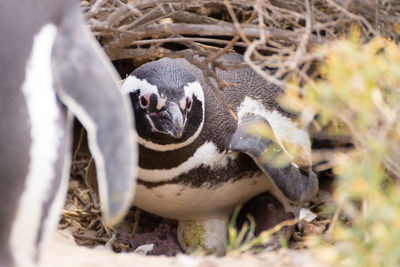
{"left": 284, "top": 34, "right": 400, "bottom": 266}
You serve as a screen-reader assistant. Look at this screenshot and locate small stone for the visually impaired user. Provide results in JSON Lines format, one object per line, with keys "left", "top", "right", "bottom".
{"left": 300, "top": 222, "right": 325, "bottom": 235}
{"left": 134, "top": 243, "right": 154, "bottom": 255}
{"left": 299, "top": 208, "right": 317, "bottom": 222}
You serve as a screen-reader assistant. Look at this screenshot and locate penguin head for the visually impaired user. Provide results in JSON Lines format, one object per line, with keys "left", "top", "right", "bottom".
{"left": 122, "top": 58, "right": 205, "bottom": 148}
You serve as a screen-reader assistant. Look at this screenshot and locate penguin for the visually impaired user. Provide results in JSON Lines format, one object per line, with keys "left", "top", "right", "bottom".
{"left": 0, "top": 1, "right": 137, "bottom": 266}
{"left": 121, "top": 52, "right": 318, "bottom": 253}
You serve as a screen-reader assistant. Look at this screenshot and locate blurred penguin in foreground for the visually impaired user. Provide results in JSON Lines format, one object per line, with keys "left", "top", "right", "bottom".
{"left": 0, "top": 1, "right": 137, "bottom": 266}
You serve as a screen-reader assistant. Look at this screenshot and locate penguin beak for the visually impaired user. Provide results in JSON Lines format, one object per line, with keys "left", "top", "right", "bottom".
{"left": 152, "top": 102, "right": 185, "bottom": 138}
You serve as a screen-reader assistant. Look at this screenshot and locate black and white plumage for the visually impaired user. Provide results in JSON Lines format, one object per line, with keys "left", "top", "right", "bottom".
{"left": 122, "top": 52, "right": 318, "bottom": 252}
{"left": 0, "top": 1, "right": 136, "bottom": 266}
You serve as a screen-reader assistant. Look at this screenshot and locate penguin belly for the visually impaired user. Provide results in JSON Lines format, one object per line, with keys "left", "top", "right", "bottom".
{"left": 133, "top": 152, "right": 297, "bottom": 254}
{"left": 133, "top": 151, "right": 292, "bottom": 220}
{"left": 134, "top": 172, "right": 270, "bottom": 220}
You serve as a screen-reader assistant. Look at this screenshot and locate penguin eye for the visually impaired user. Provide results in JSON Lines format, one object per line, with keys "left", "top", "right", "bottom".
{"left": 139, "top": 94, "right": 150, "bottom": 109}
{"left": 186, "top": 97, "right": 192, "bottom": 111}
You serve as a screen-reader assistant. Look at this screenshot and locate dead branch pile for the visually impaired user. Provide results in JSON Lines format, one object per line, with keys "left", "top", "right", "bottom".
{"left": 81, "top": 0, "right": 399, "bottom": 87}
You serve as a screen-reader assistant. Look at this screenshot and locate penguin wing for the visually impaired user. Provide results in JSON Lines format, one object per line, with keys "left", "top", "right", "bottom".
{"left": 52, "top": 6, "right": 137, "bottom": 226}
{"left": 228, "top": 115, "right": 318, "bottom": 203}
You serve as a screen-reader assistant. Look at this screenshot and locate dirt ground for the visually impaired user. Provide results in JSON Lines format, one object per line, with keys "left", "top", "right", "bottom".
{"left": 40, "top": 230, "right": 325, "bottom": 267}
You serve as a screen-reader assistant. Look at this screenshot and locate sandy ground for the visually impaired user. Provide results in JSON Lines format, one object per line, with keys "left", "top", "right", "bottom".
{"left": 40, "top": 230, "right": 326, "bottom": 267}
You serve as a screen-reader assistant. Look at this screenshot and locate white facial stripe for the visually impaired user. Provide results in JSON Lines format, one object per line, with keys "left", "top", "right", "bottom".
{"left": 184, "top": 81, "right": 204, "bottom": 103}
{"left": 138, "top": 142, "right": 236, "bottom": 182}
{"left": 139, "top": 81, "right": 205, "bottom": 151}
{"left": 237, "top": 97, "right": 312, "bottom": 166}
{"left": 122, "top": 76, "right": 205, "bottom": 151}
{"left": 121, "top": 75, "right": 158, "bottom": 95}
{"left": 10, "top": 24, "right": 59, "bottom": 267}
{"left": 122, "top": 74, "right": 166, "bottom": 112}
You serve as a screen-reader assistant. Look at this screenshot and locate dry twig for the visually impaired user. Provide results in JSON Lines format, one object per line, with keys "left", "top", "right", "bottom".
{"left": 80, "top": 0, "right": 399, "bottom": 88}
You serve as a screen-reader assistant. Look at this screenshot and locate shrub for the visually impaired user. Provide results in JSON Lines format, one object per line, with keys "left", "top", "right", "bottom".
{"left": 285, "top": 32, "right": 400, "bottom": 266}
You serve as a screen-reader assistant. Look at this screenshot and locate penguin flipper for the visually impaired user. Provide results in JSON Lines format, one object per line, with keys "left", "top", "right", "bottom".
{"left": 52, "top": 6, "right": 137, "bottom": 226}
{"left": 228, "top": 115, "right": 318, "bottom": 203}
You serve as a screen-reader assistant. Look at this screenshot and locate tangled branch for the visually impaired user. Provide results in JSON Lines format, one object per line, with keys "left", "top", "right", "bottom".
{"left": 81, "top": 0, "right": 400, "bottom": 87}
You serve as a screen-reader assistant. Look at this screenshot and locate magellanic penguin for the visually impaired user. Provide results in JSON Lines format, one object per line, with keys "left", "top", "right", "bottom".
{"left": 0, "top": 1, "right": 137, "bottom": 266}
{"left": 121, "top": 52, "right": 318, "bottom": 254}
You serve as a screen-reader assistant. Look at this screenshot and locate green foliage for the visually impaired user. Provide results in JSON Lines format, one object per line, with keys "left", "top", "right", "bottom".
{"left": 226, "top": 205, "right": 259, "bottom": 253}
{"left": 226, "top": 205, "right": 297, "bottom": 254}
{"left": 284, "top": 33, "right": 400, "bottom": 266}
